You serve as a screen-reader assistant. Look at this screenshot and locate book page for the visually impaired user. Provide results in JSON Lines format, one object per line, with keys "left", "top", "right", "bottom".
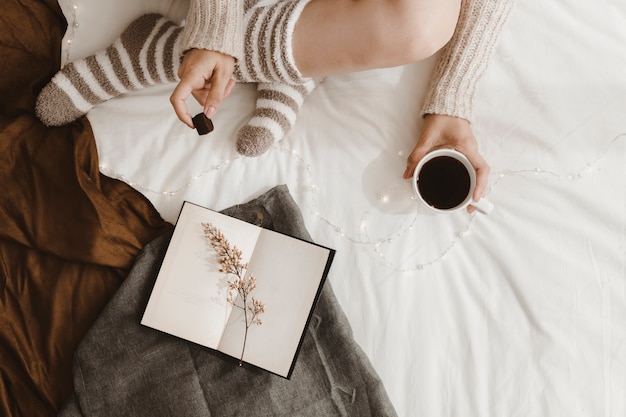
{"left": 141, "top": 202, "right": 261, "bottom": 348}
{"left": 218, "top": 230, "right": 331, "bottom": 377}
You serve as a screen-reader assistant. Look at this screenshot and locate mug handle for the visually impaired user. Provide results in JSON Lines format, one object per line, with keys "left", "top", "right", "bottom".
{"left": 469, "top": 197, "right": 494, "bottom": 215}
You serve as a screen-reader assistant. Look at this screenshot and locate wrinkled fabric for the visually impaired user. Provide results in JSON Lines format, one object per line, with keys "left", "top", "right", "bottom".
{"left": 0, "top": 1, "right": 173, "bottom": 416}
{"left": 59, "top": 185, "right": 397, "bottom": 417}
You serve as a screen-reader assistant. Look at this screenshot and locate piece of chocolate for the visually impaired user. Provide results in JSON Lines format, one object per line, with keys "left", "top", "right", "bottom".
{"left": 192, "top": 113, "right": 214, "bottom": 135}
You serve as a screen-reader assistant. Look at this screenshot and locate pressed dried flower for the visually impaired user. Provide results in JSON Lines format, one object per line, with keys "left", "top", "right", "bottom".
{"left": 202, "top": 222, "right": 266, "bottom": 366}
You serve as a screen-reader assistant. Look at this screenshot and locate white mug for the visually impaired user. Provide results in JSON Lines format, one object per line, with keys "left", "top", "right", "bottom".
{"left": 412, "top": 149, "right": 494, "bottom": 215}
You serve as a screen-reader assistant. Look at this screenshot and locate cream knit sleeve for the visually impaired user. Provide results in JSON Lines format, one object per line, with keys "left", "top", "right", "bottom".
{"left": 180, "top": 0, "right": 244, "bottom": 61}
{"left": 421, "top": 0, "right": 515, "bottom": 121}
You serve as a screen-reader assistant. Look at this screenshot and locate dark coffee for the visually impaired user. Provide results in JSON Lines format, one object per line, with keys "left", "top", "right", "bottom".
{"left": 417, "top": 156, "right": 471, "bottom": 210}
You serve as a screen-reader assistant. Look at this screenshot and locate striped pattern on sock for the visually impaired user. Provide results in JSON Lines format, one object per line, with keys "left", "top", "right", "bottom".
{"left": 233, "top": 0, "right": 312, "bottom": 85}
{"left": 236, "top": 79, "right": 319, "bottom": 156}
{"left": 36, "top": 14, "right": 182, "bottom": 126}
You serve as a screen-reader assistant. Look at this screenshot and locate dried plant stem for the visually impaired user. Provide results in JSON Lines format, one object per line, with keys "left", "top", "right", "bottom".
{"left": 234, "top": 291, "right": 263, "bottom": 365}
{"left": 202, "top": 222, "right": 265, "bottom": 367}
{"left": 240, "top": 300, "right": 248, "bottom": 366}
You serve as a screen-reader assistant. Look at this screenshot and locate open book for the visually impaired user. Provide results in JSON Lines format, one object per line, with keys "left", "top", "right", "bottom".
{"left": 141, "top": 201, "right": 335, "bottom": 379}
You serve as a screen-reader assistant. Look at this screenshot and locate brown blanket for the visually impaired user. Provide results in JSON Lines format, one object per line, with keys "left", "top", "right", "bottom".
{"left": 0, "top": 1, "right": 173, "bottom": 416}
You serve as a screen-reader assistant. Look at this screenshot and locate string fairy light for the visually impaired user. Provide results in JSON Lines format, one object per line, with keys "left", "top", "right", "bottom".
{"left": 99, "top": 158, "right": 236, "bottom": 196}
{"left": 358, "top": 209, "right": 477, "bottom": 273}
{"left": 62, "top": 0, "right": 80, "bottom": 67}
{"left": 99, "top": 132, "right": 625, "bottom": 273}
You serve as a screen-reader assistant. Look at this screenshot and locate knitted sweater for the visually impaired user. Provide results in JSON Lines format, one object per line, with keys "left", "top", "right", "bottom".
{"left": 181, "top": 0, "right": 515, "bottom": 122}
{"left": 181, "top": 0, "right": 244, "bottom": 61}
{"left": 421, "top": 0, "right": 515, "bottom": 121}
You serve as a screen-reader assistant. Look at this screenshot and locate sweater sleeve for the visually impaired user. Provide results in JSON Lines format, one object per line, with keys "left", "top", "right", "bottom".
{"left": 180, "top": 0, "right": 244, "bottom": 61}
{"left": 421, "top": 0, "right": 515, "bottom": 121}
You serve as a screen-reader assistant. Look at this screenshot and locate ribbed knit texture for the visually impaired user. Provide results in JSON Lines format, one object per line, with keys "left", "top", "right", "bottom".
{"left": 181, "top": 0, "right": 244, "bottom": 61}
{"left": 421, "top": 0, "right": 515, "bottom": 121}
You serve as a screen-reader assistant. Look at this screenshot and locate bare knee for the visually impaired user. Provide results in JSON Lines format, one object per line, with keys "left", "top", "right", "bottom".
{"left": 368, "top": 0, "right": 461, "bottom": 65}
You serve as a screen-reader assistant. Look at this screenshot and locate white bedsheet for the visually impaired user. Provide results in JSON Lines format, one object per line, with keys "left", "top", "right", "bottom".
{"left": 65, "top": 0, "right": 626, "bottom": 415}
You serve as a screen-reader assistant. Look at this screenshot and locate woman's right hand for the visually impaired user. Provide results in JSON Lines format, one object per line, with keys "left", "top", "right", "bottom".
{"left": 403, "top": 114, "right": 490, "bottom": 213}
{"left": 170, "top": 48, "right": 236, "bottom": 128}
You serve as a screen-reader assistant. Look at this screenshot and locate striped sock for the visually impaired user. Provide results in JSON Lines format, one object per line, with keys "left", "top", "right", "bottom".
{"left": 36, "top": 14, "right": 183, "bottom": 126}
{"left": 235, "top": 0, "right": 311, "bottom": 85}
{"left": 236, "top": 79, "right": 319, "bottom": 156}
{"left": 233, "top": 0, "right": 321, "bottom": 156}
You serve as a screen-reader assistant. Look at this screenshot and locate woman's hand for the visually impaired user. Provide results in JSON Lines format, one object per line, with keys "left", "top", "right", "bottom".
{"left": 170, "top": 48, "right": 236, "bottom": 128}
{"left": 403, "top": 114, "right": 490, "bottom": 213}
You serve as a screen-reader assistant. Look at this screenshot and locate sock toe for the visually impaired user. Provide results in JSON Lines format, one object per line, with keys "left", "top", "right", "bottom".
{"left": 35, "top": 83, "right": 87, "bottom": 126}
{"left": 236, "top": 126, "right": 276, "bottom": 157}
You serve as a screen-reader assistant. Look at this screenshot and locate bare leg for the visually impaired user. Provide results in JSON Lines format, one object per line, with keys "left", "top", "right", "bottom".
{"left": 293, "top": 0, "right": 462, "bottom": 77}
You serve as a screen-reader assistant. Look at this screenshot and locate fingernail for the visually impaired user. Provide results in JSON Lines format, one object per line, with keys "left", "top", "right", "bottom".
{"left": 205, "top": 106, "right": 216, "bottom": 119}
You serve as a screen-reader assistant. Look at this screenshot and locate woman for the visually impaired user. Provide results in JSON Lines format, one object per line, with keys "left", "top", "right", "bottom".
{"left": 172, "top": 0, "right": 515, "bottom": 211}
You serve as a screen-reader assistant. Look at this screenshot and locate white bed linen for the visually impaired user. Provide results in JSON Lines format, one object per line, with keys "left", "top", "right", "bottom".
{"left": 62, "top": 0, "right": 626, "bottom": 415}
